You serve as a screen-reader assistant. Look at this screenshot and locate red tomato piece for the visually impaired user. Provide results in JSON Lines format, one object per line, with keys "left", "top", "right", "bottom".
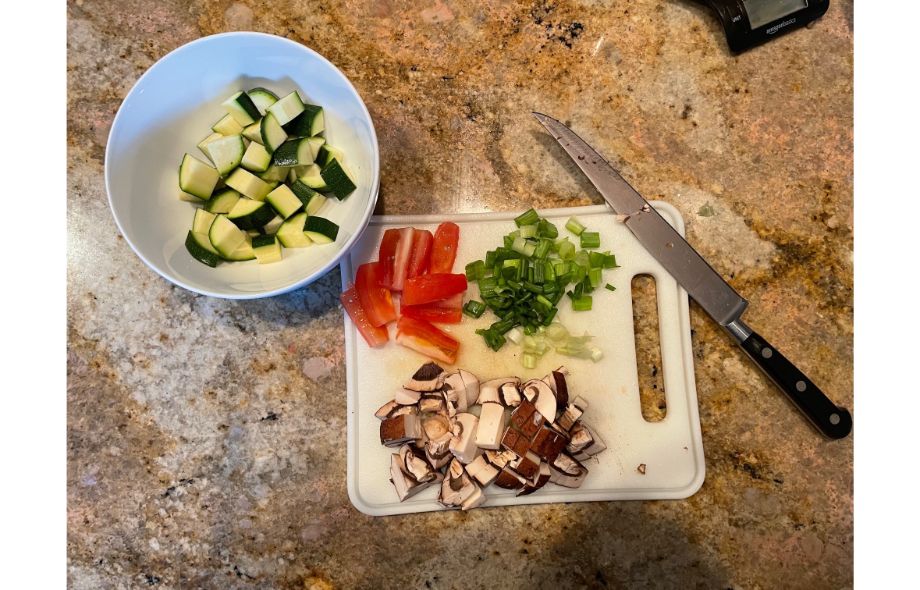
{"left": 390, "top": 227, "right": 415, "bottom": 291}
{"left": 340, "top": 287, "right": 389, "bottom": 347}
{"left": 377, "top": 229, "right": 401, "bottom": 289}
{"left": 396, "top": 316, "right": 460, "bottom": 364}
{"left": 400, "top": 304, "right": 462, "bottom": 324}
{"left": 430, "top": 222, "right": 460, "bottom": 273}
{"left": 355, "top": 262, "right": 397, "bottom": 327}
{"left": 406, "top": 229, "right": 433, "bottom": 279}
{"left": 401, "top": 273, "right": 468, "bottom": 306}
{"left": 426, "top": 292, "right": 463, "bottom": 309}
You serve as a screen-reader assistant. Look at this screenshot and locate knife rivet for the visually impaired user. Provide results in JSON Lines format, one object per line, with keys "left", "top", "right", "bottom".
{"left": 829, "top": 413, "right": 841, "bottom": 425}
{"left": 796, "top": 380, "right": 807, "bottom": 392}
{"left": 761, "top": 347, "right": 773, "bottom": 359}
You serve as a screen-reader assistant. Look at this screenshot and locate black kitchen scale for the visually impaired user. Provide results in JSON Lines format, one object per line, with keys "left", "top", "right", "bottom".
{"left": 702, "top": 0, "right": 830, "bottom": 53}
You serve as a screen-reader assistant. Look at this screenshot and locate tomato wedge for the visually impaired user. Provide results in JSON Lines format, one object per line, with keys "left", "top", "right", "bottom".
{"left": 395, "top": 316, "right": 460, "bottom": 364}
{"left": 402, "top": 273, "right": 468, "bottom": 306}
{"left": 340, "top": 287, "right": 389, "bottom": 347}
{"left": 430, "top": 222, "right": 460, "bottom": 273}
{"left": 406, "top": 229, "right": 433, "bottom": 279}
{"left": 400, "top": 303, "right": 462, "bottom": 324}
{"left": 377, "top": 229, "right": 401, "bottom": 290}
{"left": 355, "top": 262, "right": 397, "bottom": 327}
{"left": 390, "top": 227, "right": 415, "bottom": 291}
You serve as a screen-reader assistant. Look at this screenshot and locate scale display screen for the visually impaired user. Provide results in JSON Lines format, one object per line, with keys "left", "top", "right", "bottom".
{"left": 743, "top": 0, "right": 808, "bottom": 29}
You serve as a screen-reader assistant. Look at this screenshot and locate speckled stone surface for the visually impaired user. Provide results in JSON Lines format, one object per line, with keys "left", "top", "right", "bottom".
{"left": 68, "top": 1, "right": 853, "bottom": 588}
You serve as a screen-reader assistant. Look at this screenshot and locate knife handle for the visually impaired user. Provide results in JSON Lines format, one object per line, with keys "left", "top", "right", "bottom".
{"left": 727, "top": 320, "right": 852, "bottom": 439}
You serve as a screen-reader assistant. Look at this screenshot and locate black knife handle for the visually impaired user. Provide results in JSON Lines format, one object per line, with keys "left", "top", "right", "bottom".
{"left": 730, "top": 322, "right": 852, "bottom": 439}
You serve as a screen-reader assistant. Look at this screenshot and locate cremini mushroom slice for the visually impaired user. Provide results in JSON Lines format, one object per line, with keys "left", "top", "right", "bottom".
{"left": 457, "top": 369, "right": 481, "bottom": 408}
{"left": 509, "top": 400, "right": 545, "bottom": 440}
{"left": 442, "top": 372, "right": 469, "bottom": 413}
{"left": 380, "top": 413, "right": 422, "bottom": 447}
{"left": 404, "top": 362, "right": 446, "bottom": 392}
{"left": 517, "top": 462, "right": 552, "bottom": 496}
{"left": 523, "top": 379, "right": 557, "bottom": 424}
{"left": 493, "top": 467, "right": 528, "bottom": 490}
{"left": 390, "top": 404, "right": 418, "bottom": 419}
{"left": 448, "top": 413, "right": 480, "bottom": 464}
{"left": 400, "top": 444, "right": 437, "bottom": 483}
{"left": 374, "top": 400, "right": 399, "bottom": 420}
{"left": 465, "top": 455, "right": 500, "bottom": 487}
{"left": 542, "top": 368, "right": 570, "bottom": 408}
{"left": 510, "top": 450, "right": 542, "bottom": 479}
{"left": 484, "top": 449, "right": 519, "bottom": 470}
{"left": 419, "top": 393, "right": 446, "bottom": 414}
{"left": 395, "top": 387, "right": 422, "bottom": 405}
{"left": 557, "top": 396, "right": 588, "bottom": 431}
{"left": 566, "top": 422, "right": 594, "bottom": 454}
{"left": 579, "top": 422, "right": 607, "bottom": 457}
{"left": 438, "top": 459, "right": 479, "bottom": 508}
{"left": 500, "top": 383, "right": 522, "bottom": 407}
{"left": 474, "top": 402, "right": 507, "bottom": 450}
{"left": 461, "top": 483, "right": 486, "bottom": 510}
{"left": 530, "top": 426, "right": 569, "bottom": 463}
{"left": 549, "top": 453, "right": 588, "bottom": 488}
{"left": 500, "top": 427, "right": 532, "bottom": 457}
{"left": 389, "top": 453, "right": 432, "bottom": 501}
{"left": 477, "top": 377, "right": 519, "bottom": 405}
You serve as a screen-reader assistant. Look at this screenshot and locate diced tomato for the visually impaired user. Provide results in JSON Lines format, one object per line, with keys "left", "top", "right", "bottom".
{"left": 355, "top": 262, "right": 397, "bottom": 327}
{"left": 400, "top": 303, "right": 462, "bottom": 324}
{"left": 390, "top": 227, "right": 415, "bottom": 291}
{"left": 340, "top": 287, "right": 389, "bottom": 347}
{"left": 402, "top": 273, "right": 468, "bottom": 306}
{"left": 426, "top": 292, "right": 463, "bottom": 309}
{"left": 395, "top": 316, "right": 460, "bottom": 364}
{"left": 406, "top": 229, "right": 433, "bottom": 279}
{"left": 377, "top": 229, "right": 401, "bottom": 289}
{"left": 430, "top": 222, "right": 460, "bottom": 273}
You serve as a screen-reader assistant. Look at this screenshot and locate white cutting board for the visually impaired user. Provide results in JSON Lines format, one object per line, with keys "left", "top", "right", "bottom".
{"left": 341, "top": 203, "right": 704, "bottom": 516}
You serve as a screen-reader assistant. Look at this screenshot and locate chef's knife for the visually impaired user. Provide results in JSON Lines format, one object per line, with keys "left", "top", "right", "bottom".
{"left": 533, "top": 112, "right": 852, "bottom": 439}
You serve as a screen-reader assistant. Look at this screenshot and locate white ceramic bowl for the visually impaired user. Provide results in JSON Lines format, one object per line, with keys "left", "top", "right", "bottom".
{"left": 105, "top": 32, "right": 379, "bottom": 299}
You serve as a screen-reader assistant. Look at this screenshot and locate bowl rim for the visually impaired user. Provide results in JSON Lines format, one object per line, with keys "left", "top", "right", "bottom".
{"left": 104, "top": 31, "right": 380, "bottom": 300}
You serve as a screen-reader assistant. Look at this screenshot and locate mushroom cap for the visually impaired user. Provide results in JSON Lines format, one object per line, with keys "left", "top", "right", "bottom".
{"left": 404, "top": 362, "right": 446, "bottom": 392}
{"left": 395, "top": 387, "right": 422, "bottom": 405}
{"left": 374, "top": 400, "right": 399, "bottom": 420}
{"left": 523, "top": 379, "right": 557, "bottom": 423}
{"left": 442, "top": 372, "right": 469, "bottom": 412}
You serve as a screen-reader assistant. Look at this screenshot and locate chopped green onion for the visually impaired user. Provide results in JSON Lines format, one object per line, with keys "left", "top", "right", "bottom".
{"left": 557, "top": 239, "right": 576, "bottom": 260}
{"left": 538, "top": 219, "right": 559, "bottom": 238}
{"left": 519, "top": 224, "right": 538, "bottom": 239}
{"left": 580, "top": 231, "right": 601, "bottom": 249}
{"left": 463, "top": 299, "right": 487, "bottom": 318}
{"left": 572, "top": 295, "right": 593, "bottom": 311}
{"left": 588, "top": 267, "right": 602, "bottom": 289}
{"left": 515, "top": 208, "right": 540, "bottom": 227}
{"left": 605, "top": 283, "right": 616, "bottom": 292}
{"left": 534, "top": 238, "right": 552, "bottom": 259}
{"left": 476, "top": 328, "right": 506, "bottom": 351}
{"left": 485, "top": 250, "right": 497, "bottom": 267}
{"left": 565, "top": 216, "right": 586, "bottom": 235}
{"left": 589, "top": 251, "right": 606, "bottom": 268}
{"left": 465, "top": 260, "right": 486, "bottom": 280}
{"left": 522, "top": 353, "right": 538, "bottom": 369}
{"left": 603, "top": 253, "right": 618, "bottom": 269}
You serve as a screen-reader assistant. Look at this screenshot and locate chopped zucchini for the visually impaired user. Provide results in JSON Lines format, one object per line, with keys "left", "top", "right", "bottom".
{"left": 179, "top": 153, "right": 220, "bottom": 200}
{"left": 242, "top": 120, "right": 263, "bottom": 144}
{"left": 265, "top": 184, "right": 304, "bottom": 219}
{"left": 185, "top": 231, "right": 220, "bottom": 267}
{"left": 204, "top": 189, "right": 241, "bottom": 214}
{"left": 205, "top": 134, "right": 245, "bottom": 176}
{"left": 208, "top": 214, "right": 247, "bottom": 257}
{"left": 315, "top": 144, "right": 344, "bottom": 167}
{"left": 224, "top": 168, "right": 273, "bottom": 201}
{"left": 304, "top": 216, "right": 339, "bottom": 243}
{"left": 276, "top": 212, "right": 313, "bottom": 248}
{"left": 252, "top": 234, "right": 283, "bottom": 264}
{"left": 271, "top": 137, "right": 318, "bottom": 167}
{"left": 222, "top": 91, "right": 261, "bottom": 126}
{"left": 296, "top": 164, "right": 328, "bottom": 191}
{"left": 283, "top": 104, "right": 324, "bottom": 137}
{"left": 262, "top": 215, "right": 284, "bottom": 234}
{"left": 267, "top": 91, "right": 305, "bottom": 126}
{"left": 227, "top": 198, "right": 276, "bottom": 230}
{"left": 241, "top": 141, "right": 272, "bottom": 172}
{"left": 211, "top": 114, "right": 244, "bottom": 135}
{"left": 289, "top": 180, "right": 324, "bottom": 213}
{"left": 197, "top": 132, "right": 224, "bottom": 161}
{"left": 248, "top": 87, "right": 279, "bottom": 116}
{"left": 224, "top": 235, "right": 256, "bottom": 261}
{"left": 260, "top": 112, "right": 288, "bottom": 153}
{"left": 192, "top": 209, "right": 217, "bottom": 234}
{"left": 320, "top": 158, "right": 356, "bottom": 199}
{"left": 258, "top": 165, "right": 289, "bottom": 182}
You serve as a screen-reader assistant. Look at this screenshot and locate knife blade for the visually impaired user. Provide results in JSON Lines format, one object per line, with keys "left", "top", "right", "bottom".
{"left": 533, "top": 112, "right": 852, "bottom": 439}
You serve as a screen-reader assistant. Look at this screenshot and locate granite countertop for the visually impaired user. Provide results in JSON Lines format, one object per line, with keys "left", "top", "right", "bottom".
{"left": 68, "top": 1, "right": 853, "bottom": 588}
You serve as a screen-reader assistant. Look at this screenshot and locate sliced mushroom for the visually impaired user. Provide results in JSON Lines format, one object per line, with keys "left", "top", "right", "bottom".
{"left": 530, "top": 426, "right": 569, "bottom": 463}
{"left": 474, "top": 402, "right": 507, "bottom": 450}
{"left": 448, "top": 413, "right": 480, "bottom": 464}
{"left": 399, "top": 444, "right": 437, "bottom": 483}
{"left": 461, "top": 483, "right": 486, "bottom": 510}
{"left": 389, "top": 453, "right": 435, "bottom": 501}
{"left": 457, "top": 369, "right": 481, "bottom": 408}
{"left": 422, "top": 414, "right": 453, "bottom": 458}
{"left": 549, "top": 453, "right": 588, "bottom": 488}
{"left": 523, "top": 379, "right": 557, "bottom": 424}
{"left": 394, "top": 387, "right": 422, "bottom": 405}
{"left": 390, "top": 404, "right": 418, "bottom": 419}
{"left": 380, "top": 414, "right": 421, "bottom": 447}
{"left": 438, "top": 459, "right": 479, "bottom": 508}
{"left": 557, "top": 398, "right": 588, "bottom": 431}
{"left": 442, "top": 372, "right": 469, "bottom": 413}
{"left": 493, "top": 467, "right": 528, "bottom": 490}
{"left": 465, "top": 454, "right": 500, "bottom": 487}
{"left": 566, "top": 422, "right": 594, "bottom": 454}
{"left": 542, "top": 369, "right": 569, "bottom": 408}
{"left": 374, "top": 400, "right": 399, "bottom": 420}
{"left": 500, "top": 427, "right": 532, "bottom": 457}
{"left": 404, "top": 362, "right": 446, "bottom": 392}
{"left": 509, "top": 400, "right": 544, "bottom": 440}
{"left": 517, "top": 462, "right": 552, "bottom": 496}
{"left": 580, "top": 422, "right": 607, "bottom": 456}
{"left": 484, "top": 449, "right": 518, "bottom": 470}
{"left": 500, "top": 383, "right": 522, "bottom": 407}
{"left": 477, "top": 377, "right": 519, "bottom": 405}
{"left": 510, "top": 450, "right": 542, "bottom": 479}
{"left": 419, "top": 394, "right": 446, "bottom": 414}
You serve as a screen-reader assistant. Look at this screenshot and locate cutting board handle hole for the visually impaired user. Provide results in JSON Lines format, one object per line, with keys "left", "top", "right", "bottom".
{"left": 632, "top": 274, "right": 667, "bottom": 422}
